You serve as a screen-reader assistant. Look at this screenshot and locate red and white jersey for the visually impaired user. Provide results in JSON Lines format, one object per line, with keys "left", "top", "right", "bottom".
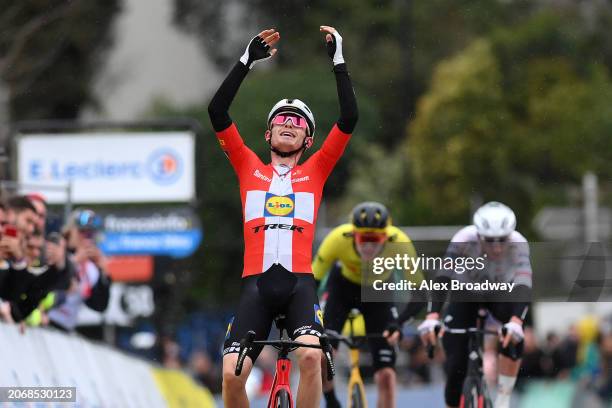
{"left": 442, "top": 225, "right": 533, "bottom": 288}
{"left": 216, "top": 123, "right": 351, "bottom": 277}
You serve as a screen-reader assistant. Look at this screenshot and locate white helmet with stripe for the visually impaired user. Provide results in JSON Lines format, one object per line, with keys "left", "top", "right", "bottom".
{"left": 473, "top": 201, "right": 516, "bottom": 238}
{"left": 267, "top": 98, "right": 315, "bottom": 137}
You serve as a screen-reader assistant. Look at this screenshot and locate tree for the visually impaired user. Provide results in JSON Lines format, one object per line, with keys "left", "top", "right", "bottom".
{"left": 408, "top": 10, "right": 612, "bottom": 227}
{"left": 0, "top": 1, "right": 121, "bottom": 123}
{"left": 172, "top": 0, "right": 531, "bottom": 148}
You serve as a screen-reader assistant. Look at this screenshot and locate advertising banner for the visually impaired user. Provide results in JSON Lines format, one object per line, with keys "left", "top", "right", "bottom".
{"left": 98, "top": 207, "right": 202, "bottom": 258}
{"left": 16, "top": 132, "right": 195, "bottom": 203}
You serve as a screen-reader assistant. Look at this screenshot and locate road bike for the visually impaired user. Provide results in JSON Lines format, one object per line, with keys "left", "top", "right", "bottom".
{"left": 428, "top": 309, "right": 508, "bottom": 408}
{"left": 325, "top": 309, "right": 379, "bottom": 408}
{"left": 235, "top": 315, "right": 335, "bottom": 408}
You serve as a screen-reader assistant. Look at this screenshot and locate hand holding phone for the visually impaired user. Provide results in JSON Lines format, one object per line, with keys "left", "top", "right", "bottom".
{"left": 45, "top": 233, "right": 66, "bottom": 270}
{"left": 3, "top": 224, "right": 18, "bottom": 238}
{"left": 0, "top": 225, "right": 23, "bottom": 260}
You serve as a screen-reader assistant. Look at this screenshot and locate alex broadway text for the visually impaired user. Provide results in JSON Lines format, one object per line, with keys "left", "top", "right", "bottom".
{"left": 372, "top": 279, "right": 516, "bottom": 293}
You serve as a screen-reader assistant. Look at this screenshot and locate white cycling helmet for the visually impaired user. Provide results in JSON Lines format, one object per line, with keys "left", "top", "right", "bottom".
{"left": 473, "top": 201, "right": 516, "bottom": 238}
{"left": 267, "top": 98, "right": 315, "bottom": 137}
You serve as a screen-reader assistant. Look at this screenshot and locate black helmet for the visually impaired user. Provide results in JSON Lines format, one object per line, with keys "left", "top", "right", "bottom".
{"left": 351, "top": 202, "right": 390, "bottom": 230}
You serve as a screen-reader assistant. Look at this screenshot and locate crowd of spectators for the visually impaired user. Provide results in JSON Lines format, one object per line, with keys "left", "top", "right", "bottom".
{"left": 0, "top": 193, "right": 111, "bottom": 333}
{"left": 392, "top": 315, "right": 612, "bottom": 404}
{"left": 7, "top": 194, "right": 612, "bottom": 402}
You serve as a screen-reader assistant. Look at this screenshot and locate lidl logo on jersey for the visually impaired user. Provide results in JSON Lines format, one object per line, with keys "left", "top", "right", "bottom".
{"left": 264, "top": 193, "right": 295, "bottom": 217}
{"left": 245, "top": 190, "right": 314, "bottom": 223}
{"left": 314, "top": 304, "right": 324, "bottom": 326}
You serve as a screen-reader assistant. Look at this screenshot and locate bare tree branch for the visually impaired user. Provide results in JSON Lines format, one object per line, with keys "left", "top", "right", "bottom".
{"left": 0, "top": 3, "right": 26, "bottom": 39}
{"left": 0, "top": 1, "right": 78, "bottom": 76}
{"left": 8, "top": 39, "right": 67, "bottom": 95}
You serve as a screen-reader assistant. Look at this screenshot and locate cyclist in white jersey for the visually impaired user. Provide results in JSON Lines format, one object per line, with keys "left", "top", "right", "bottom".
{"left": 419, "top": 202, "right": 532, "bottom": 408}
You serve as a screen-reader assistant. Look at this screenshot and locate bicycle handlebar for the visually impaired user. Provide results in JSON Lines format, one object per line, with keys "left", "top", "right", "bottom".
{"left": 234, "top": 331, "right": 336, "bottom": 381}
{"left": 324, "top": 329, "right": 384, "bottom": 348}
{"left": 235, "top": 330, "right": 256, "bottom": 376}
{"left": 319, "top": 335, "right": 336, "bottom": 381}
{"left": 425, "top": 325, "right": 510, "bottom": 360}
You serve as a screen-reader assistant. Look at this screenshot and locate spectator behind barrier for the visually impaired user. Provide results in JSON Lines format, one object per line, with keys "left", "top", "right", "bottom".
{"left": 0, "top": 195, "right": 73, "bottom": 324}
{"left": 26, "top": 193, "right": 47, "bottom": 234}
{"left": 48, "top": 209, "right": 111, "bottom": 332}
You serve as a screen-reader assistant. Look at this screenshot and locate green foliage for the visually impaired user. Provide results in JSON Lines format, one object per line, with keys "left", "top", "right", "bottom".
{"left": 408, "top": 10, "right": 612, "bottom": 228}
{"left": 167, "top": 2, "right": 612, "bottom": 304}
{"left": 173, "top": 0, "right": 531, "bottom": 146}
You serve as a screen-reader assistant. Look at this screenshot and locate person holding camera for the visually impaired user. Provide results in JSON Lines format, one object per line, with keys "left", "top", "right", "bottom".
{"left": 47, "top": 209, "right": 111, "bottom": 332}
{"left": 0, "top": 196, "right": 73, "bottom": 324}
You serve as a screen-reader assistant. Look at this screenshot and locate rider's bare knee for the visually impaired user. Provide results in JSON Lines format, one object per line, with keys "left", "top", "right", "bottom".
{"left": 375, "top": 367, "right": 395, "bottom": 388}
{"left": 298, "top": 348, "right": 322, "bottom": 375}
{"left": 223, "top": 364, "right": 246, "bottom": 392}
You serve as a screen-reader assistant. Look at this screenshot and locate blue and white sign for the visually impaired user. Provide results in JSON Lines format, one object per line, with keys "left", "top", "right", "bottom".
{"left": 98, "top": 208, "right": 202, "bottom": 258}
{"left": 16, "top": 132, "right": 195, "bottom": 203}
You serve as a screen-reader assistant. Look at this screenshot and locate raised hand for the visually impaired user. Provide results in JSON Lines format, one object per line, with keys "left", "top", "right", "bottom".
{"left": 320, "top": 25, "right": 344, "bottom": 66}
{"left": 240, "top": 29, "right": 280, "bottom": 69}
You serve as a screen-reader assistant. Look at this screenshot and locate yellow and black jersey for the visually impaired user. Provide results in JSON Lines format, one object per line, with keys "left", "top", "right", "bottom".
{"left": 312, "top": 223, "right": 423, "bottom": 286}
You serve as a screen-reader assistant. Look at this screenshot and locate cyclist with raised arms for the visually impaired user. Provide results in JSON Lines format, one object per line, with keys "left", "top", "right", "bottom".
{"left": 419, "top": 201, "right": 532, "bottom": 408}
{"left": 313, "top": 202, "right": 426, "bottom": 408}
{"left": 208, "top": 26, "right": 358, "bottom": 408}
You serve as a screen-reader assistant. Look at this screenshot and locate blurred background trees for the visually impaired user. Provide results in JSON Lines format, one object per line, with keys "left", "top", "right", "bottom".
{"left": 4, "top": 0, "right": 612, "bottom": 306}
{"left": 168, "top": 0, "right": 612, "bottom": 304}
{"left": 0, "top": 1, "right": 121, "bottom": 122}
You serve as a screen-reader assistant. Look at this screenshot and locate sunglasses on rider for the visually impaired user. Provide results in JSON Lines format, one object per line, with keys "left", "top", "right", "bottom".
{"left": 354, "top": 232, "right": 387, "bottom": 244}
{"left": 482, "top": 236, "right": 508, "bottom": 243}
{"left": 270, "top": 114, "right": 308, "bottom": 130}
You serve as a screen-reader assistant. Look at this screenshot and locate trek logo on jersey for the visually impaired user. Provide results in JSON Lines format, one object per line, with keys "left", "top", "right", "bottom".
{"left": 252, "top": 223, "right": 304, "bottom": 233}
{"left": 264, "top": 193, "right": 295, "bottom": 217}
{"left": 314, "top": 304, "right": 324, "bottom": 326}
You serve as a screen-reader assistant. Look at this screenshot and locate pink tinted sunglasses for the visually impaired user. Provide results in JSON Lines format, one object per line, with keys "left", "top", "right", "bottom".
{"left": 270, "top": 114, "right": 308, "bottom": 130}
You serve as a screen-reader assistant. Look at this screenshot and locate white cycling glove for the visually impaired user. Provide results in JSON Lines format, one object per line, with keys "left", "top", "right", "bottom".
{"left": 502, "top": 321, "right": 524, "bottom": 343}
{"left": 325, "top": 30, "right": 344, "bottom": 66}
{"left": 417, "top": 318, "right": 440, "bottom": 335}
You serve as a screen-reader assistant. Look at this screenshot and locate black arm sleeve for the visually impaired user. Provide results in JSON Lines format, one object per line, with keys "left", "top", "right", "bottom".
{"left": 207, "top": 62, "right": 250, "bottom": 132}
{"left": 85, "top": 271, "right": 111, "bottom": 312}
{"left": 398, "top": 291, "right": 428, "bottom": 324}
{"left": 510, "top": 284, "right": 531, "bottom": 319}
{"left": 333, "top": 63, "right": 358, "bottom": 134}
{"left": 428, "top": 275, "right": 452, "bottom": 314}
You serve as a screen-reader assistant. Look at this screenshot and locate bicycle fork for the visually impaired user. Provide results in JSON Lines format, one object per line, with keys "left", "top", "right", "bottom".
{"left": 347, "top": 348, "right": 367, "bottom": 408}
{"left": 268, "top": 352, "right": 293, "bottom": 408}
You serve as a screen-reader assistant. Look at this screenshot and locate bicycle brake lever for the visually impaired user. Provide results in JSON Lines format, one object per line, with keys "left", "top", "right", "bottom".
{"left": 427, "top": 325, "right": 442, "bottom": 360}
{"left": 319, "top": 335, "right": 335, "bottom": 380}
{"left": 235, "top": 330, "right": 256, "bottom": 376}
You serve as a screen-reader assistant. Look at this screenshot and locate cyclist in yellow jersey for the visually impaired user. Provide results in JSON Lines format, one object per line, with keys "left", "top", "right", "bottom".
{"left": 313, "top": 202, "right": 427, "bottom": 408}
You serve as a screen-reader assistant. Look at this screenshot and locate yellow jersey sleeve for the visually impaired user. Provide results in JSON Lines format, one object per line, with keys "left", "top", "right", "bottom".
{"left": 312, "top": 224, "right": 353, "bottom": 281}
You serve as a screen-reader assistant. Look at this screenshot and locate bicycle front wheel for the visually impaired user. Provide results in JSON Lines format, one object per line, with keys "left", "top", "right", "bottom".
{"left": 274, "top": 389, "right": 291, "bottom": 408}
{"left": 349, "top": 382, "right": 366, "bottom": 408}
{"left": 459, "top": 378, "right": 485, "bottom": 408}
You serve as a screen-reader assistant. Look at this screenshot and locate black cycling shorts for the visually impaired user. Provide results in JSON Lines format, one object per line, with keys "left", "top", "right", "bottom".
{"left": 222, "top": 264, "right": 323, "bottom": 363}
{"left": 323, "top": 264, "right": 397, "bottom": 371}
